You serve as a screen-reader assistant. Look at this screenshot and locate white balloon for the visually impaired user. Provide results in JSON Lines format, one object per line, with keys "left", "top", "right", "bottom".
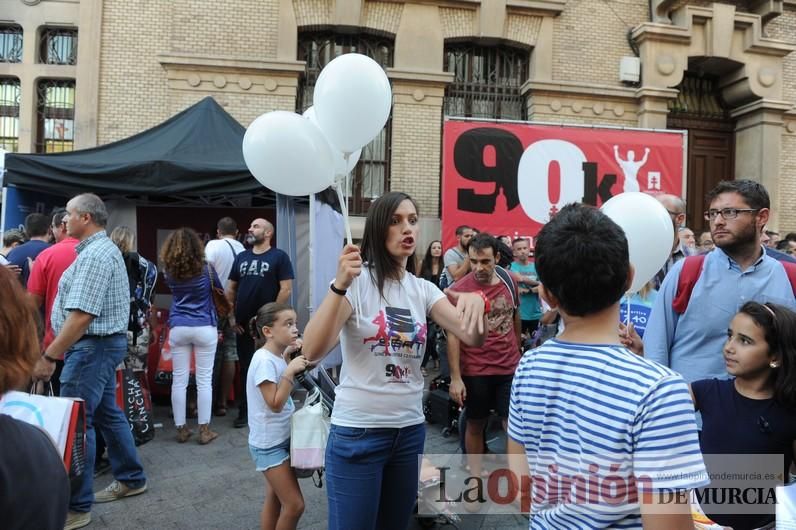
{"left": 313, "top": 53, "right": 392, "bottom": 153}
{"left": 242, "top": 111, "right": 335, "bottom": 196}
{"left": 303, "top": 106, "right": 361, "bottom": 177}
{"left": 601, "top": 192, "right": 674, "bottom": 293}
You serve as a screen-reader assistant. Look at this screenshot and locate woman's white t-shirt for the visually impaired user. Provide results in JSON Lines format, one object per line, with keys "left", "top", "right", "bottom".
{"left": 246, "top": 348, "right": 295, "bottom": 449}
{"left": 333, "top": 267, "right": 445, "bottom": 428}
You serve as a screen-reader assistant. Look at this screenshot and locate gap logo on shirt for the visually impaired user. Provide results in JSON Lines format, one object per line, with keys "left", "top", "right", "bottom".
{"left": 238, "top": 259, "right": 271, "bottom": 277}
{"left": 363, "top": 307, "right": 426, "bottom": 358}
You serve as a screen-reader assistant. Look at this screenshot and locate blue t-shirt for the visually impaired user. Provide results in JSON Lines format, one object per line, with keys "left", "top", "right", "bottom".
{"left": 618, "top": 290, "right": 657, "bottom": 337}
{"left": 509, "top": 261, "right": 542, "bottom": 321}
{"left": 7, "top": 240, "right": 50, "bottom": 286}
{"left": 692, "top": 378, "right": 796, "bottom": 529}
{"left": 229, "top": 247, "right": 294, "bottom": 321}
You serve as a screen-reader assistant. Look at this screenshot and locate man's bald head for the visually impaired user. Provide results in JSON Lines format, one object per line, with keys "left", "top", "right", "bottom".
{"left": 247, "top": 218, "right": 274, "bottom": 246}
{"left": 656, "top": 194, "right": 687, "bottom": 251}
{"left": 656, "top": 194, "right": 686, "bottom": 216}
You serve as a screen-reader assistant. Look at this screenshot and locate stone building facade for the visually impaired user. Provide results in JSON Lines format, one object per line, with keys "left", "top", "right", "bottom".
{"left": 2, "top": 0, "right": 795, "bottom": 237}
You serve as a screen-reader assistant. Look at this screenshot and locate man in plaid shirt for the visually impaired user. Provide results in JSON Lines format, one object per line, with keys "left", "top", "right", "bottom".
{"left": 33, "top": 193, "right": 147, "bottom": 530}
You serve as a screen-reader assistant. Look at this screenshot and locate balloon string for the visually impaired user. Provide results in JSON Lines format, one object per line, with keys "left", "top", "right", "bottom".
{"left": 336, "top": 179, "right": 360, "bottom": 328}
{"left": 624, "top": 291, "right": 631, "bottom": 328}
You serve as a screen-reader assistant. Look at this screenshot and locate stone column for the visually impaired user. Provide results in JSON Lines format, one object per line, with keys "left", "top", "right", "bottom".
{"left": 731, "top": 99, "right": 792, "bottom": 229}
{"left": 635, "top": 87, "right": 679, "bottom": 129}
{"left": 74, "top": 0, "right": 103, "bottom": 149}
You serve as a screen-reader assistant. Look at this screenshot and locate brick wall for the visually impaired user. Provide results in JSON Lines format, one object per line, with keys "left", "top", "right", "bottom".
{"left": 552, "top": 0, "right": 648, "bottom": 86}
{"left": 363, "top": 2, "right": 404, "bottom": 35}
{"left": 439, "top": 7, "right": 475, "bottom": 40}
{"left": 390, "top": 99, "right": 443, "bottom": 217}
{"left": 767, "top": 6, "right": 796, "bottom": 103}
{"left": 778, "top": 134, "right": 796, "bottom": 232}
{"left": 98, "top": 0, "right": 171, "bottom": 143}
{"left": 98, "top": 0, "right": 285, "bottom": 144}
{"left": 170, "top": 0, "right": 278, "bottom": 58}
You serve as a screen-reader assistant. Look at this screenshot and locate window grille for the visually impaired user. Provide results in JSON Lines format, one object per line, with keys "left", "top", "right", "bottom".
{"left": 668, "top": 72, "right": 729, "bottom": 120}
{"left": 297, "top": 31, "right": 394, "bottom": 214}
{"left": 39, "top": 27, "right": 78, "bottom": 65}
{"left": 444, "top": 43, "right": 529, "bottom": 120}
{"left": 0, "top": 25, "right": 23, "bottom": 63}
{"left": 0, "top": 78, "right": 21, "bottom": 152}
{"left": 36, "top": 79, "right": 75, "bottom": 153}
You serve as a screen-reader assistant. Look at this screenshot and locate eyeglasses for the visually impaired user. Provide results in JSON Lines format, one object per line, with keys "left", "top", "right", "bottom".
{"left": 666, "top": 209, "right": 682, "bottom": 218}
{"left": 704, "top": 208, "right": 759, "bottom": 221}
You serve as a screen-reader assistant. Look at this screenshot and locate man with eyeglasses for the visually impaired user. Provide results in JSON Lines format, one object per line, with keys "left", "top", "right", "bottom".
{"left": 27, "top": 208, "right": 79, "bottom": 395}
{"left": 643, "top": 180, "right": 796, "bottom": 383}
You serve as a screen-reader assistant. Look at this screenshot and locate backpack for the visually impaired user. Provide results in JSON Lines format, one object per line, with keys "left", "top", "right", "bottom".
{"left": 124, "top": 252, "right": 158, "bottom": 344}
{"left": 494, "top": 265, "right": 520, "bottom": 309}
{"left": 438, "top": 248, "right": 464, "bottom": 291}
{"left": 672, "top": 254, "right": 796, "bottom": 314}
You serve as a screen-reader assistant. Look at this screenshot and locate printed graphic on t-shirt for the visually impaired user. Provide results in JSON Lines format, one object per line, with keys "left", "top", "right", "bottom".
{"left": 488, "top": 294, "right": 515, "bottom": 336}
{"left": 363, "top": 307, "right": 427, "bottom": 358}
{"left": 238, "top": 259, "right": 271, "bottom": 277}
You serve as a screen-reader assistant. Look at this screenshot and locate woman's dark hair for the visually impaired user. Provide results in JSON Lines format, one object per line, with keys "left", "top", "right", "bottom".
{"left": 160, "top": 227, "right": 204, "bottom": 280}
{"left": 738, "top": 301, "right": 796, "bottom": 409}
{"left": 360, "top": 191, "right": 419, "bottom": 297}
{"left": 419, "top": 240, "right": 442, "bottom": 279}
{"left": 249, "top": 302, "right": 295, "bottom": 349}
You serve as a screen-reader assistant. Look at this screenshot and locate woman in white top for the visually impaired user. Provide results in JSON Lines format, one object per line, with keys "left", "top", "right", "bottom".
{"left": 302, "top": 191, "right": 487, "bottom": 530}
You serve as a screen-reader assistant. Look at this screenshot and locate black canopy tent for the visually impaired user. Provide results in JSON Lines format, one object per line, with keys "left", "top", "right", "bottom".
{"left": 3, "top": 96, "right": 266, "bottom": 201}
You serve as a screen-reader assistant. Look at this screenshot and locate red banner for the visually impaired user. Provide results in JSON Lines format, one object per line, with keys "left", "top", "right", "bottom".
{"left": 441, "top": 120, "right": 685, "bottom": 249}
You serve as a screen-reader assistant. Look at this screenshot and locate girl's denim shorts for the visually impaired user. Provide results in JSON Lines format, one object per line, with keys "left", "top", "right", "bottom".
{"left": 249, "top": 438, "right": 290, "bottom": 472}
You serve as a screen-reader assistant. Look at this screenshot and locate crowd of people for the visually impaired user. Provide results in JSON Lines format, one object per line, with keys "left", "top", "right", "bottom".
{"left": 1, "top": 177, "right": 796, "bottom": 530}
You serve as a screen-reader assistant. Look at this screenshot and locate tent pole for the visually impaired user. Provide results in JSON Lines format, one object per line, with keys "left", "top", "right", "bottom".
{"left": 308, "top": 192, "right": 315, "bottom": 319}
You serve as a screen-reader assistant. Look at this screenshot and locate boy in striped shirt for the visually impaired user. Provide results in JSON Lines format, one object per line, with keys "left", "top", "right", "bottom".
{"left": 507, "top": 204, "right": 707, "bottom": 529}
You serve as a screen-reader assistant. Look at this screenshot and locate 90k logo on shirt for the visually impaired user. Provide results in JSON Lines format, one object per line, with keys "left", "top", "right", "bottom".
{"left": 385, "top": 363, "right": 411, "bottom": 383}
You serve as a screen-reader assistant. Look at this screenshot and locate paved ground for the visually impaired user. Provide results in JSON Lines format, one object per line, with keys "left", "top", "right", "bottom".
{"left": 87, "top": 368, "right": 529, "bottom": 529}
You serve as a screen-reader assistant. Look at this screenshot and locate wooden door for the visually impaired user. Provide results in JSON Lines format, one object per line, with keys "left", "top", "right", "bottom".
{"left": 668, "top": 117, "right": 734, "bottom": 234}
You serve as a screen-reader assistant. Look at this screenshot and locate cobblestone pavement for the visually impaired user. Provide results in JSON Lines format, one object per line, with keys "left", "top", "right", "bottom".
{"left": 87, "top": 370, "right": 528, "bottom": 529}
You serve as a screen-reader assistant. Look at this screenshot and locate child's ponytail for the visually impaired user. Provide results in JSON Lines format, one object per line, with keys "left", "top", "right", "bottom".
{"left": 251, "top": 302, "right": 295, "bottom": 349}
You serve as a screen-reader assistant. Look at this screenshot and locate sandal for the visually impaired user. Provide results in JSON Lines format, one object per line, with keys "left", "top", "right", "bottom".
{"left": 213, "top": 404, "right": 227, "bottom": 417}
{"left": 421, "top": 368, "right": 428, "bottom": 377}
{"left": 176, "top": 425, "right": 193, "bottom": 443}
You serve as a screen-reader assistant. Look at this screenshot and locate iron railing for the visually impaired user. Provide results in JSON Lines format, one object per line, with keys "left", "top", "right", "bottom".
{"left": 444, "top": 44, "right": 529, "bottom": 120}
{"left": 668, "top": 72, "right": 729, "bottom": 119}
{"left": 36, "top": 79, "right": 75, "bottom": 153}
{"left": 297, "top": 31, "right": 394, "bottom": 214}
{"left": 39, "top": 27, "right": 78, "bottom": 65}
{"left": 0, "top": 25, "right": 23, "bottom": 63}
{"left": 0, "top": 78, "right": 21, "bottom": 152}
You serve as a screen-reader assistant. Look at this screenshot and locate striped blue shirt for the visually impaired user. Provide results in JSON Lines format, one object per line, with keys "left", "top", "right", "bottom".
{"left": 51, "top": 231, "right": 129, "bottom": 337}
{"left": 508, "top": 339, "right": 708, "bottom": 529}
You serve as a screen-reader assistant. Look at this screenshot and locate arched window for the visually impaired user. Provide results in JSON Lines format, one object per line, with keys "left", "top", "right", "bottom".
{"left": 36, "top": 79, "right": 75, "bottom": 153}
{"left": 0, "top": 78, "right": 21, "bottom": 152}
{"left": 444, "top": 43, "right": 529, "bottom": 120}
{"left": 0, "top": 25, "right": 23, "bottom": 63}
{"left": 297, "top": 31, "right": 394, "bottom": 214}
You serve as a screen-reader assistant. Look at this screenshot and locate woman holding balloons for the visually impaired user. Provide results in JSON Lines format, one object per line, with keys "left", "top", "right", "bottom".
{"left": 302, "top": 191, "right": 487, "bottom": 530}
{"left": 242, "top": 53, "right": 490, "bottom": 529}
